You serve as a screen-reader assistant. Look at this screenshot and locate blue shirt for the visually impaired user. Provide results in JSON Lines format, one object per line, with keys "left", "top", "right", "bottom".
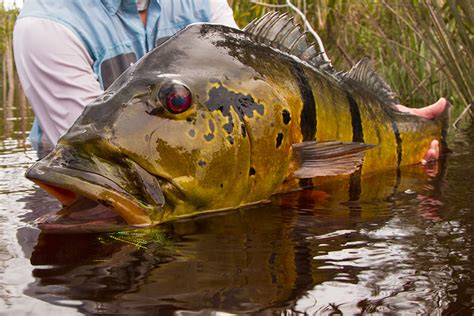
{"left": 19, "top": 0, "right": 212, "bottom": 89}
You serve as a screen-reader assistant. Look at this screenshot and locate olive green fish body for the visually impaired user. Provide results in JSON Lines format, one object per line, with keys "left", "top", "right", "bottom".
{"left": 25, "top": 15, "right": 448, "bottom": 230}
{"left": 216, "top": 31, "right": 443, "bottom": 189}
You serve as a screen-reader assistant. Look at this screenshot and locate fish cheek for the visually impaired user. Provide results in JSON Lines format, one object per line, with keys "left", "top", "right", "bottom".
{"left": 154, "top": 138, "right": 196, "bottom": 176}
{"left": 157, "top": 110, "right": 251, "bottom": 216}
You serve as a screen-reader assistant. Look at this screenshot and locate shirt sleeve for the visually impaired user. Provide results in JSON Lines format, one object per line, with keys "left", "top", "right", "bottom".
{"left": 13, "top": 17, "right": 103, "bottom": 146}
{"left": 208, "top": 0, "right": 239, "bottom": 29}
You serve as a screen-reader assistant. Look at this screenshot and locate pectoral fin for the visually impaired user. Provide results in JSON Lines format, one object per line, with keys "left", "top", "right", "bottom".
{"left": 292, "top": 141, "right": 375, "bottom": 178}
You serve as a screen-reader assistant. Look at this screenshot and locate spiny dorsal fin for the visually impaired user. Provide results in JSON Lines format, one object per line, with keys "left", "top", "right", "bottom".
{"left": 243, "top": 12, "right": 333, "bottom": 72}
{"left": 341, "top": 58, "right": 399, "bottom": 106}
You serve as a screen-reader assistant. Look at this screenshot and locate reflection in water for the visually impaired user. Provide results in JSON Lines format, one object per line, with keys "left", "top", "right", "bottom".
{"left": 0, "top": 88, "right": 32, "bottom": 140}
{"left": 0, "top": 129, "right": 473, "bottom": 314}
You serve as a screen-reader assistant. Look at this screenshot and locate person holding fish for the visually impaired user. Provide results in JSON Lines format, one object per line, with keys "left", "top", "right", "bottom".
{"left": 14, "top": 0, "right": 445, "bottom": 162}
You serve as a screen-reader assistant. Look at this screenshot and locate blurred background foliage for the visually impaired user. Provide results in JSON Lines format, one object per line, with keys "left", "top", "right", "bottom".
{"left": 0, "top": 3, "right": 30, "bottom": 140}
{"left": 230, "top": 0, "right": 473, "bottom": 126}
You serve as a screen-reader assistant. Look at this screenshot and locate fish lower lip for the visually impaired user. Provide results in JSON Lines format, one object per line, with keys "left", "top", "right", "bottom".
{"left": 25, "top": 152, "right": 165, "bottom": 227}
{"left": 47, "top": 146, "right": 166, "bottom": 208}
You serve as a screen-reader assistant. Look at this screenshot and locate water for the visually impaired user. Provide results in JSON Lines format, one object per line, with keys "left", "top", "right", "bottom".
{"left": 0, "top": 125, "right": 473, "bottom": 315}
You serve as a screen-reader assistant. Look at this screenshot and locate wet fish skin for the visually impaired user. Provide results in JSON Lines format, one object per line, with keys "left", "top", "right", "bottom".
{"left": 25, "top": 23, "right": 447, "bottom": 229}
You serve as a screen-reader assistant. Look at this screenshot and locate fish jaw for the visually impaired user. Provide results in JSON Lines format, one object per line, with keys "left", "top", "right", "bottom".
{"left": 25, "top": 145, "right": 165, "bottom": 228}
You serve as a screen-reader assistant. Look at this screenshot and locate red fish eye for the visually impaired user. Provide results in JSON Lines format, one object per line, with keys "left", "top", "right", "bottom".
{"left": 160, "top": 84, "right": 192, "bottom": 114}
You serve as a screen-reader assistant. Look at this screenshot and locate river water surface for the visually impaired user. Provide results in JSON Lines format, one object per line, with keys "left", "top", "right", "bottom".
{"left": 0, "top": 124, "right": 473, "bottom": 315}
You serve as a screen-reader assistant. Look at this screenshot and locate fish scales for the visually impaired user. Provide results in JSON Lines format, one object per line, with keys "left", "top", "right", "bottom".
{"left": 24, "top": 15, "right": 448, "bottom": 231}
{"left": 230, "top": 38, "right": 420, "bottom": 180}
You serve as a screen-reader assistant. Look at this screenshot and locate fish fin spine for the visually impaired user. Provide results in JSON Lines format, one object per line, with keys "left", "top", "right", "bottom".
{"left": 244, "top": 12, "right": 335, "bottom": 73}
{"left": 341, "top": 58, "right": 400, "bottom": 106}
{"left": 244, "top": 13, "right": 399, "bottom": 103}
{"left": 292, "top": 141, "right": 375, "bottom": 178}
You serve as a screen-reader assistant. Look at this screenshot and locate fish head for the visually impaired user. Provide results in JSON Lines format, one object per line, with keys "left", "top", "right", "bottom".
{"left": 26, "top": 24, "right": 294, "bottom": 231}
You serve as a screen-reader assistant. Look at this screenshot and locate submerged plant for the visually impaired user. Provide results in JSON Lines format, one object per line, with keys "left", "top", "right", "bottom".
{"left": 98, "top": 228, "right": 175, "bottom": 250}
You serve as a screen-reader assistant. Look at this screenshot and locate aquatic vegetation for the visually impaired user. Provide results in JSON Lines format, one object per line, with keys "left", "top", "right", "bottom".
{"left": 231, "top": 0, "right": 473, "bottom": 126}
{"left": 98, "top": 228, "right": 175, "bottom": 250}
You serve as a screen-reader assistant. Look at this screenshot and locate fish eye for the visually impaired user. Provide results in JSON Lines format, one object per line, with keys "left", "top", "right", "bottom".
{"left": 158, "top": 82, "right": 193, "bottom": 114}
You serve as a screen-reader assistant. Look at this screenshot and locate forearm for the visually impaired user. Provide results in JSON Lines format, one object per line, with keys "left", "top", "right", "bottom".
{"left": 209, "top": 0, "right": 239, "bottom": 29}
{"left": 13, "top": 17, "right": 102, "bottom": 145}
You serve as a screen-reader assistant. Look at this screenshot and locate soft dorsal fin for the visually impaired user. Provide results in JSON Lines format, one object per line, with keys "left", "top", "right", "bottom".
{"left": 243, "top": 12, "right": 333, "bottom": 73}
{"left": 340, "top": 58, "right": 400, "bottom": 106}
{"left": 292, "top": 141, "right": 375, "bottom": 178}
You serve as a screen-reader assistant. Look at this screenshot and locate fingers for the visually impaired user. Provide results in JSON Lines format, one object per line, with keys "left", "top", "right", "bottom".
{"left": 395, "top": 97, "right": 448, "bottom": 120}
{"left": 421, "top": 139, "right": 439, "bottom": 165}
{"left": 421, "top": 98, "right": 448, "bottom": 119}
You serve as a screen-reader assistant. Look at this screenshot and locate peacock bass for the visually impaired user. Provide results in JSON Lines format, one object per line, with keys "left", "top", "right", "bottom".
{"left": 25, "top": 13, "right": 449, "bottom": 232}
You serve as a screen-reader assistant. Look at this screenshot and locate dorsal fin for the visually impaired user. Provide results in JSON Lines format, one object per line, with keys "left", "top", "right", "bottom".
{"left": 243, "top": 13, "right": 398, "bottom": 105}
{"left": 340, "top": 58, "right": 399, "bottom": 106}
{"left": 243, "top": 12, "right": 333, "bottom": 73}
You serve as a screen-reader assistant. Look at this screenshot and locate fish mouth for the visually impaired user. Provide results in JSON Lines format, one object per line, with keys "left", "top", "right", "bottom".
{"left": 26, "top": 145, "right": 165, "bottom": 233}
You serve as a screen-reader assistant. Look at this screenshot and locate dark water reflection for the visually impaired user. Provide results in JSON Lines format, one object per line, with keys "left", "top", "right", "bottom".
{"left": 1, "top": 128, "right": 473, "bottom": 315}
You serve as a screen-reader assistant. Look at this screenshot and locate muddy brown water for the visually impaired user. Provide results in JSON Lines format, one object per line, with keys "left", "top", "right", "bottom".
{"left": 0, "top": 126, "right": 473, "bottom": 315}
